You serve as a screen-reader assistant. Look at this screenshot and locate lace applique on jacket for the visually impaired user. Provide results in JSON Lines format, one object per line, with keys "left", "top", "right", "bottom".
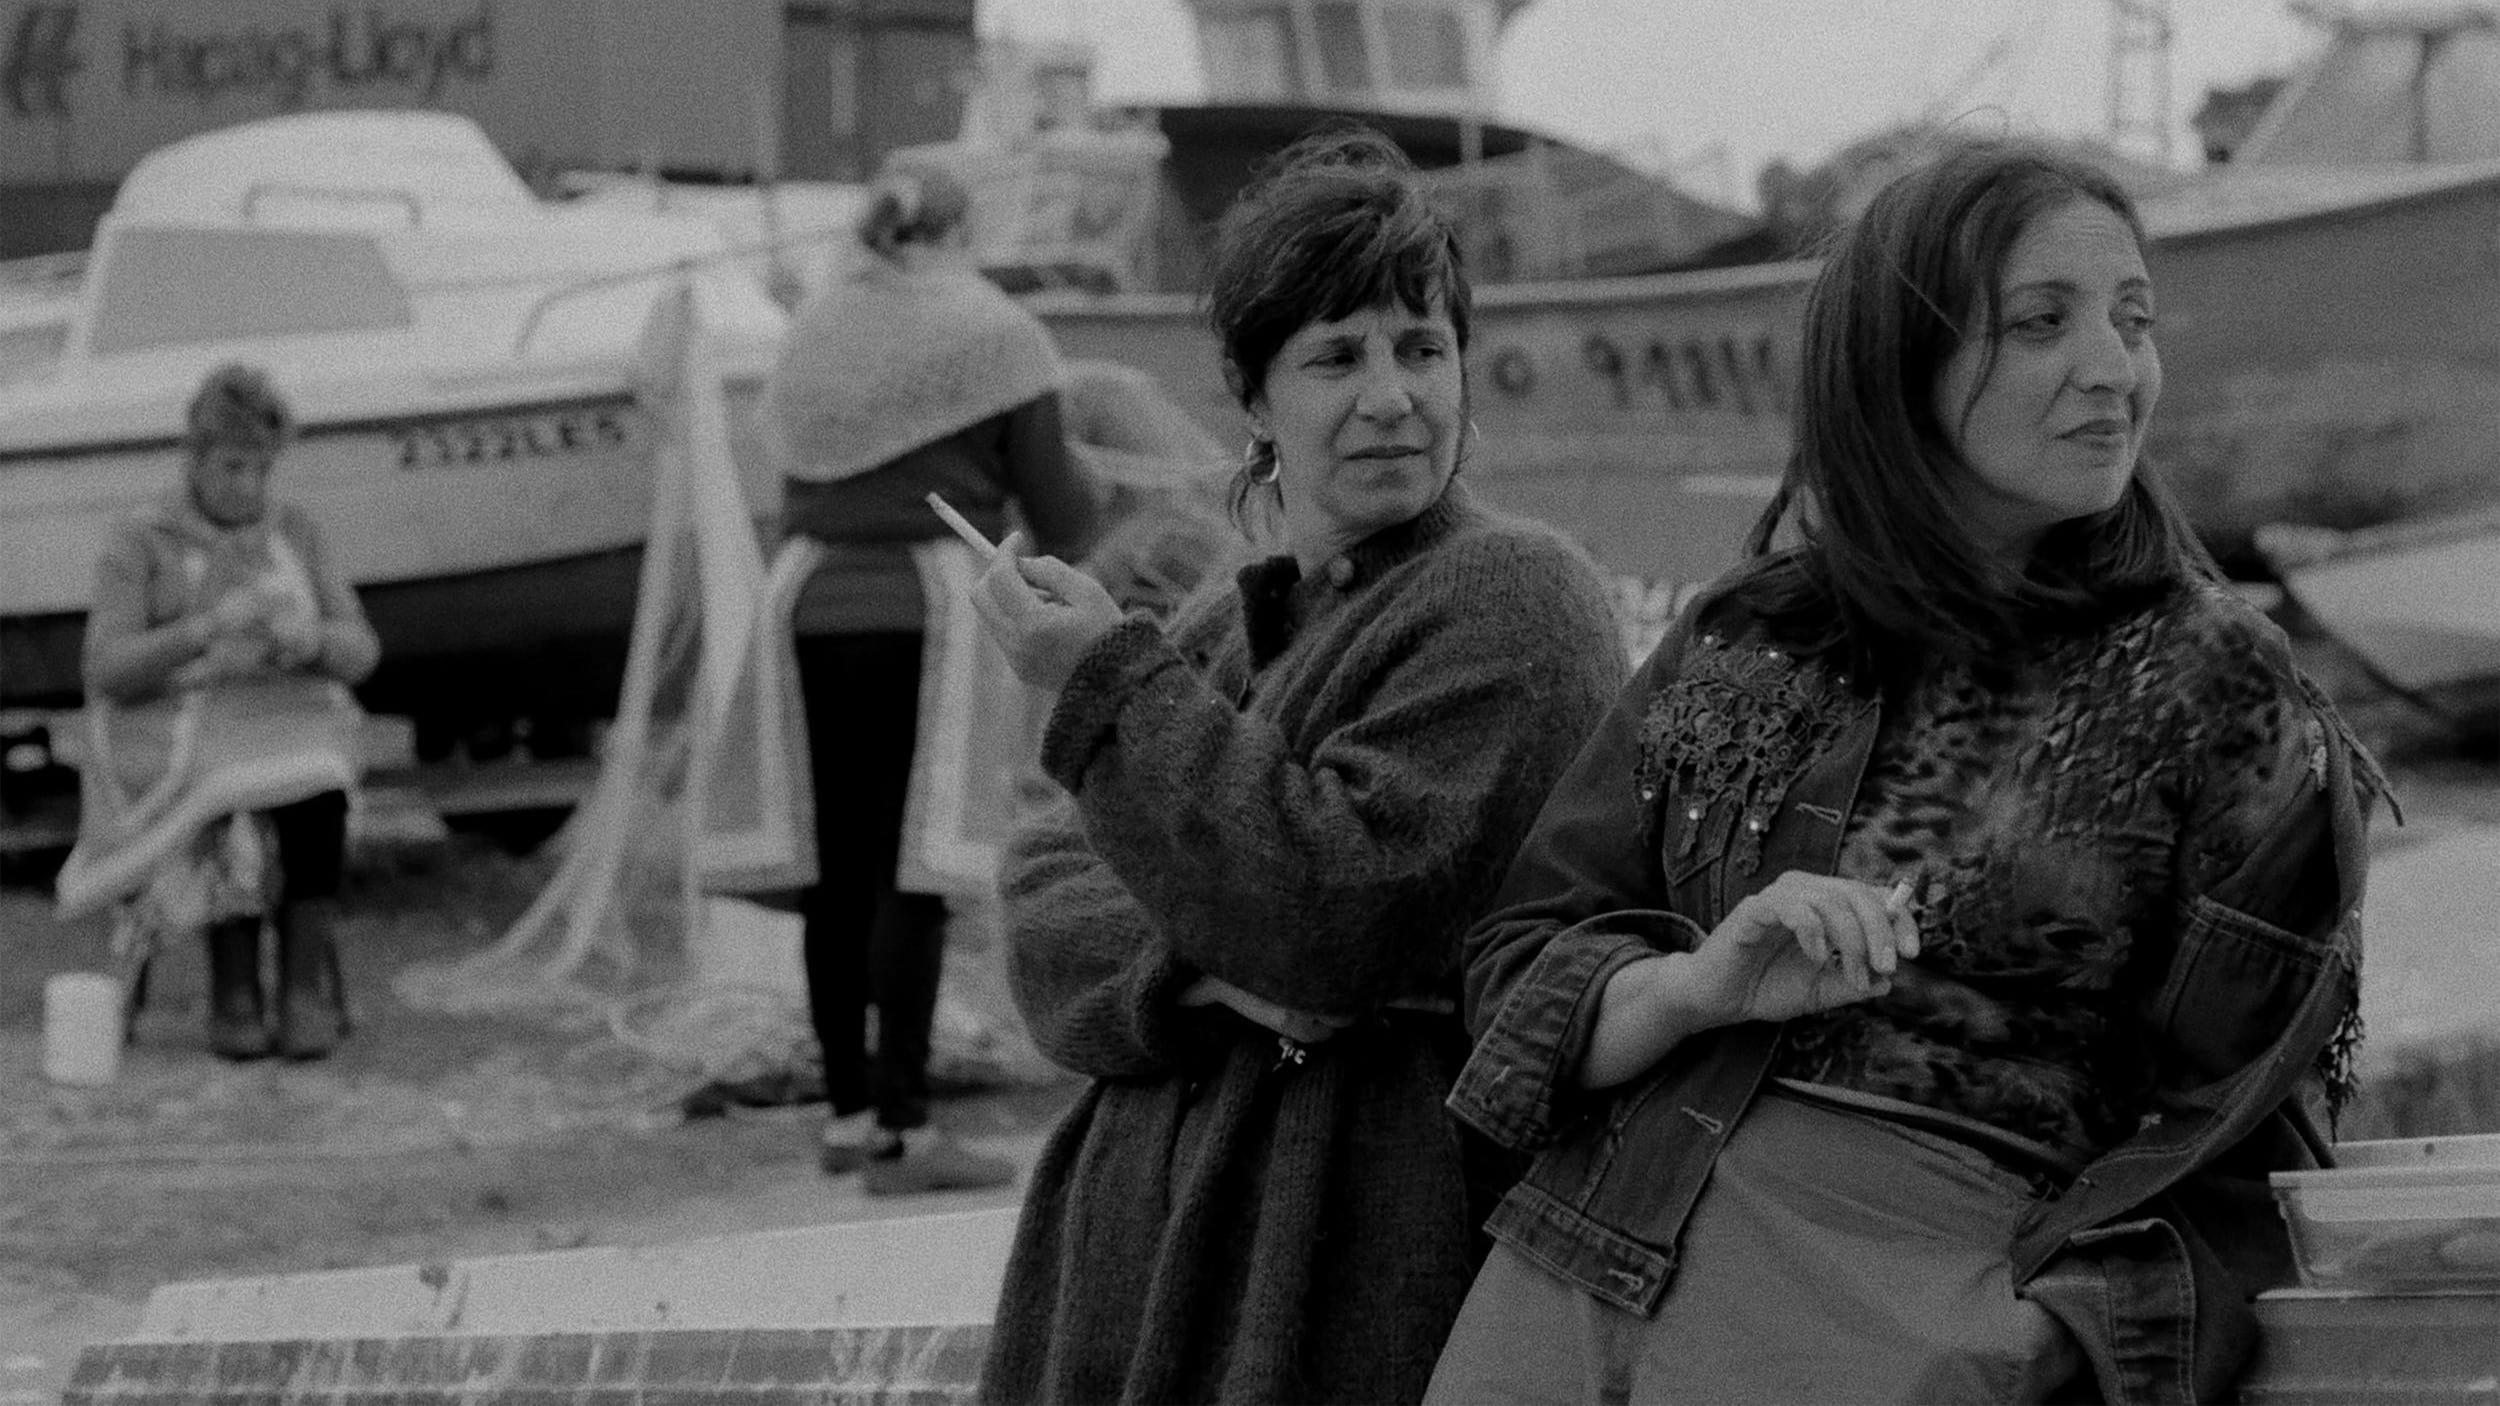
{"left": 1634, "top": 631, "right": 1858, "bottom": 875}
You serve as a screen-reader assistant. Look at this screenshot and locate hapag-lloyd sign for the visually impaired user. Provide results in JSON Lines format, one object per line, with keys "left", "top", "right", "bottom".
{"left": 3, "top": 1, "right": 493, "bottom": 117}
{"left": 120, "top": 4, "right": 494, "bottom": 106}
{"left": 0, "top": 0, "right": 677, "bottom": 187}
{"left": 1, "top": 0, "right": 779, "bottom": 185}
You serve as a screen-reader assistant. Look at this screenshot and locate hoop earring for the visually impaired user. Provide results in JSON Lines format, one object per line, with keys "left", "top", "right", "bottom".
{"left": 1452, "top": 417, "right": 1483, "bottom": 474}
{"left": 1243, "top": 437, "right": 1281, "bottom": 486}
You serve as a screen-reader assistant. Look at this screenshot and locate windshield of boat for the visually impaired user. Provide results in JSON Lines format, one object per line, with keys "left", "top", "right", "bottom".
{"left": 84, "top": 225, "right": 412, "bottom": 356}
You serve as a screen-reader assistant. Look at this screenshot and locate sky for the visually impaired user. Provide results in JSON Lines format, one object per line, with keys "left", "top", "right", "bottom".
{"left": 977, "top": 0, "right": 2331, "bottom": 208}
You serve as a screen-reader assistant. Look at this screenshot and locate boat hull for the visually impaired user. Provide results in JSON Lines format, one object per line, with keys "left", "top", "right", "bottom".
{"left": 1040, "top": 259, "right": 1809, "bottom": 650}
{"left": 0, "top": 381, "right": 777, "bottom": 709}
{"left": 4, "top": 543, "right": 646, "bottom": 747}
{"left": 1037, "top": 158, "right": 2500, "bottom": 592}
{"left": 2146, "top": 165, "right": 2500, "bottom": 557}
{"left": 10, "top": 161, "right": 2500, "bottom": 717}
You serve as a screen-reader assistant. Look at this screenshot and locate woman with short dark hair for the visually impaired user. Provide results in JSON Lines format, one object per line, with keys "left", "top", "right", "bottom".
{"left": 62, "top": 362, "right": 379, "bottom": 1061}
{"left": 970, "top": 128, "right": 1627, "bottom": 1404}
{"left": 1432, "top": 139, "right": 2386, "bottom": 1404}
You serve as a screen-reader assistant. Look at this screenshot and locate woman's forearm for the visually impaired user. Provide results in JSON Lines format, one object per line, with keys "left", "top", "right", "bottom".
{"left": 314, "top": 616, "right": 381, "bottom": 684}
{"left": 1577, "top": 951, "right": 1720, "bottom": 1090}
{"left": 88, "top": 614, "right": 210, "bottom": 702}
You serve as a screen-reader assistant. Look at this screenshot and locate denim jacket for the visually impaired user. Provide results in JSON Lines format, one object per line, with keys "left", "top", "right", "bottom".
{"left": 1447, "top": 578, "right": 2384, "bottom": 1405}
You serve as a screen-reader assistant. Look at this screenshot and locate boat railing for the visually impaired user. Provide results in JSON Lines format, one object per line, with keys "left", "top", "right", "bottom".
{"left": 501, "top": 218, "right": 863, "bottom": 358}
{"left": 0, "top": 250, "right": 86, "bottom": 303}
{"left": 241, "top": 181, "right": 425, "bottom": 228}
{"left": 510, "top": 257, "right": 699, "bottom": 360}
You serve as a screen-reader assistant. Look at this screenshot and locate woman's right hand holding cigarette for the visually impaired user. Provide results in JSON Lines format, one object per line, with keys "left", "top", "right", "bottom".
{"left": 1684, "top": 871, "right": 1920, "bottom": 1026}
{"left": 970, "top": 529, "right": 1128, "bottom": 695}
{"left": 1581, "top": 871, "right": 1920, "bottom": 1089}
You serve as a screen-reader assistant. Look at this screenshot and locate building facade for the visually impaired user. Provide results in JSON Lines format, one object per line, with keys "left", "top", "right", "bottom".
{"left": 0, "top": 0, "right": 975, "bottom": 256}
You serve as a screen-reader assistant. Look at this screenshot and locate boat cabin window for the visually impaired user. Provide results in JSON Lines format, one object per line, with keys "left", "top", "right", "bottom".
{"left": 1192, "top": 0, "right": 1486, "bottom": 108}
{"left": 1311, "top": 1, "right": 1371, "bottom": 92}
{"left": 1380, "top": 4, "right": 1467, "bottom": 89}
{"left": 86, "top": 225, "right": 412, "bottom": 355}
{"left": 1201, "top": 10, "right": 1306, "bottom": 97}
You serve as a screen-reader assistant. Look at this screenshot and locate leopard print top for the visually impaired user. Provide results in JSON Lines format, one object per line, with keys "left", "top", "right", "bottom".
{"left": 1770, "top": 584, "right": 2350, "bottom": 1162}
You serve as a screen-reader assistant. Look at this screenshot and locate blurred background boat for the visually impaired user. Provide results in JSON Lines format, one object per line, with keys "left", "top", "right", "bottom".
{"left": 987, "top": 0, "right": 2500, "bottom": 606}
{"left": 8, "top": 0, "right": 2500, "bottom": 840}
{"left": 2259, "top": 507, "right": 2500, "bottom": 750}
{"left": 0, "top": 111, "right": 792, "bottom": 780}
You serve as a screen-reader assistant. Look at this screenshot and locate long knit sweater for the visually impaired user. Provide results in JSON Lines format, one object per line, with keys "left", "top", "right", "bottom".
{"left": 981, "top": 483, "right": 1627, "bottom": 1405}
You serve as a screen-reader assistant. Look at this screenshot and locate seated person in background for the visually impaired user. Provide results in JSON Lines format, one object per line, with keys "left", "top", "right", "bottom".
{"left": 62, "top": 362, "right": 379, "bottom": 1062}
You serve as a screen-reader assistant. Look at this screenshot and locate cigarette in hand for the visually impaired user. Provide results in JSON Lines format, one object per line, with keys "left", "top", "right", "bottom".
{"left": 1880, "top": 870, "right": 1920, "bottom": 955}
{"left": 926, "top": 492, "right": 1000, "bottom": 561}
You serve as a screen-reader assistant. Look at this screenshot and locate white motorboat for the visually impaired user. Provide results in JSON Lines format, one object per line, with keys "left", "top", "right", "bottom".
{"left": 0, "top": 110, "right": 790, "bottom": 755}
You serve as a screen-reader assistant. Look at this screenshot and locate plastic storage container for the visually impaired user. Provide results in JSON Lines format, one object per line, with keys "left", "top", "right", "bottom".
{"left": 2273, "top": 1134, "right": 2500, "bottom": 1290}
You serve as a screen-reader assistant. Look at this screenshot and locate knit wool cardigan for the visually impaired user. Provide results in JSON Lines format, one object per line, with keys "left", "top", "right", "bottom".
{"left": 981, "top": 484, "right": 1627, "bottom": 1405}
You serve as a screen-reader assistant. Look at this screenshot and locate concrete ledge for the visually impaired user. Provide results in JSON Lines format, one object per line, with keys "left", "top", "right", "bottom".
{"left": 128, "top": 1208, "right": 1015, "bottom": 1341}
{"left": 66, "top": 1323, "right": 990, "bottom": 1403}
{"left": 70, "top": 1209, "right": 1018, "bottom": 1403}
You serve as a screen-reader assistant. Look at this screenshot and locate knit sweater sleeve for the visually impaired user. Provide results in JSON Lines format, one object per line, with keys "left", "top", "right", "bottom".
{"left": 1038, "top": 528, "right": 1626, "bottom": 1016}
{"left": 998, "top": 790, "right": 1196, "bottom": 1079}
{"left": 83, "top": 515, "right": 181, "bottom": 705}
{"left": 280, "top": 504, "right": 380, "bottom": 686}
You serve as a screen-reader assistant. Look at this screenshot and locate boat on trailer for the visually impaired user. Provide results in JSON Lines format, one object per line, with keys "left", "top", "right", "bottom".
{"left": 0, "top": 111, "right": 791, "bottom": 766}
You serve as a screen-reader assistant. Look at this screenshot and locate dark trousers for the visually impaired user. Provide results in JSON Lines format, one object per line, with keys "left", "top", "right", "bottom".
{"left": 268, "top": 790, "right": 349, "bottom": 900}
{"left": 795, "top": 631, "right": 948, "bottom": 1130}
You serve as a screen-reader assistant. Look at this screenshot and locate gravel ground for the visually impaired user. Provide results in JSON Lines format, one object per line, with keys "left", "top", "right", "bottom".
{"left": 0, "top": 823, "right": 1077, "bottom": 1392}
{"left": 2, "top": 625, "right": 2494, "bottom": 1392}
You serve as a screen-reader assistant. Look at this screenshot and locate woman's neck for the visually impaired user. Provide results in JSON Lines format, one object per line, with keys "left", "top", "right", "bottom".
{"left": 1288, "top": 529, "right": 1357, "bottom": 578}
{"left": 179, "top": 488, "right": 263, "bottom": 536}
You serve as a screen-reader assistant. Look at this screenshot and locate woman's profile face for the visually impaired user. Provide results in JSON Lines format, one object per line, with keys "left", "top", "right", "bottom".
{"left": 1931, "top": 197, "right": 2161, "bottom": 555}
{"left": 1250, "top": 299, "right": 1464, "bottom": 564}
{"left": 188, "top": 444, "right": 275, "bottom": 527}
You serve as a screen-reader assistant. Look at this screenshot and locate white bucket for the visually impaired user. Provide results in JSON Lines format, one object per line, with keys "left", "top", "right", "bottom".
{"left": 42, "top": 972, "right": 123, "bottom": 1086}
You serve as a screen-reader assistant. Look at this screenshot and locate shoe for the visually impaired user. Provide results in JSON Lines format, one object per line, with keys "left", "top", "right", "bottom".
{"left": 204, "top": 918, "right": 272, "bottom": 1061}
{"left": 816, "top": 1109, "right": 879, "bottom": 1176}
{"left": 861, "top": 1131, "right": 1017, "bottom": 1196}
{"left": 271, "top": 901, "right": 345, "bottom": 1061}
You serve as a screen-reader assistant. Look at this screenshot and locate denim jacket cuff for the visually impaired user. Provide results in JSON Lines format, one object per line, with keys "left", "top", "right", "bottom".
{"left": 1449, "top": 911, "right": 1702, "bottom": 1151}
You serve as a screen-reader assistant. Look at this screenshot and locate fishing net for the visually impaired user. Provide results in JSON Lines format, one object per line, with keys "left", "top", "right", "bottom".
{"left": 389, "top": 278, "right": 801, "bottom": 1076}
